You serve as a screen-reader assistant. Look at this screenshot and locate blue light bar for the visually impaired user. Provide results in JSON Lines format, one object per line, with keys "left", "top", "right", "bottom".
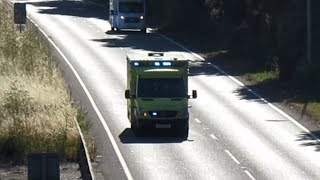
{"left": 133, "top": 62, "right": 140, "bottom": 66}
{"left": 152, "top": 112, "right": 157, "bottom": 116}
{"left": 162, "top": 62, "right": 172, "bottom": 66}
{"left": 154, "top": 62, "right": 160, "bottom": 66}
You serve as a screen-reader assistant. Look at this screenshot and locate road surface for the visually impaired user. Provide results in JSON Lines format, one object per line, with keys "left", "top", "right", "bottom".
{"left": 16, "top": 0, "right": 320, "bottom": 179}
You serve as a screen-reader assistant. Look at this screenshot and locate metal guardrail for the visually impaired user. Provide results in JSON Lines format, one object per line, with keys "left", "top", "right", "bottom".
{"left": 76, "top": 120, "right": 94, "bottom": 180}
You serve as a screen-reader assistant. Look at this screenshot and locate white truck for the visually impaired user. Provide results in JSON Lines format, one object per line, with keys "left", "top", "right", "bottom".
{"left": 109, "top": 0, "right": 147, "bottom": 33}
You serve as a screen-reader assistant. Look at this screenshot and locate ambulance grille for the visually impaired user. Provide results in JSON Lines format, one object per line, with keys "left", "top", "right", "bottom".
{"left": 149, "top": 111, "right": 177, "bottom": 118}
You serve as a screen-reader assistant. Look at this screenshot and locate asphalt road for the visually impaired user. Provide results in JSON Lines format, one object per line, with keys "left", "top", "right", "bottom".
{"left": 16, "top": 0, "right": 320, "bottom": 179}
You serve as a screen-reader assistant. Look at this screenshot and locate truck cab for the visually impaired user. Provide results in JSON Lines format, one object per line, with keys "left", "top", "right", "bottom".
{"left": 125, "top": 53, "right": 197, "bottom": 139}
{"left": 109, "top": 0, "right": 146, "bottom": 33}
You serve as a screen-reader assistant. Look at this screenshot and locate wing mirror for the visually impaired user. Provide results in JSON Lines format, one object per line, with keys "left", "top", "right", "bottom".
{"left": 110, "top": 10, "right": 117, "bottom": 15}
{"left": 188, "top": 90, "right": 197, "bottom": 99}
{"left": 125, "top": 90, "right": 136, "bottom": 99}
{"left": 192, "top": 90, "right": 197, "bottom": 98}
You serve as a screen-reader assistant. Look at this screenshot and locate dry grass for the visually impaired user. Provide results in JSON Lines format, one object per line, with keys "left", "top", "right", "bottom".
{"left": 0, "top": 0, "right": 94, "bottom": 162}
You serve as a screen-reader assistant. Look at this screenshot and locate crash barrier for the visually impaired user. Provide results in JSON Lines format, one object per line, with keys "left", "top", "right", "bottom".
{"left": 77, "top": 123, "right": 94, "bottom": 180}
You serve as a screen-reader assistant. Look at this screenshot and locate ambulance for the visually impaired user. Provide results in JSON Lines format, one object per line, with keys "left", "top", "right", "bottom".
{"left": 125, "top": 52, "right": 197, "bottom": 139}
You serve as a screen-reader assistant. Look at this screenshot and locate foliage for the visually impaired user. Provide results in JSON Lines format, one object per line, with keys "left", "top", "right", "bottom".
{"left": 150, "top": 0, "right": 318, "bottom": 83}
{"left": 0, "top": 1, "right": 93, "bottom": 162}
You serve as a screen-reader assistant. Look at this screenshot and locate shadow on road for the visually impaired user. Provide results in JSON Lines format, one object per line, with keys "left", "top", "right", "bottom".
{"left": 119, "top": 128, "right": 192, "bottom": 144}
{"left": 296, "top": 130, "right": 320, "bottom": 152}
{"left": 28, "top": 0, "right": 108, "bottom": 20}
{"left": 27, "top": 0, "right": 225, "bottom": 77}
{"left": 27, "top": 1, "right": 320, "bottom": 114}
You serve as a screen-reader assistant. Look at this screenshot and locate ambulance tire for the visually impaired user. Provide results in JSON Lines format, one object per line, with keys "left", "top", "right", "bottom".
{"left": 141, "top": 28, "right": 147, "bottom": 34}
{"left": 131, "top": 117, "right": 143, "bottom": 137}
{"left": 111, "top": 27, "right": 115, "bottom": 31}
{"left": 179, "top": 120, "right": 189, "bottom": 140}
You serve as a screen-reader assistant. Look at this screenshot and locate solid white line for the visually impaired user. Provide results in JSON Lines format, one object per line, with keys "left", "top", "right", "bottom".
{"left": 244, "top": 170, "right": 256, "bottom": 180}
{"left": 209, "top": 62, "right": 318, "bottom": 139}
{"left": 28, "top": 17, "right": 134, "bottom": 180}
{"left": 157, "top": 33, "right": 320, "bottom": 141}
{"left": 225, "top": 150, "right": 241, "bottom": 165}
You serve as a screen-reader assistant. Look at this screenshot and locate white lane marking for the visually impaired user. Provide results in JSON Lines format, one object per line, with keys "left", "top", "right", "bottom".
{"left": 225, "top": 150, "right": 241, "bottom": 165}
{"left": 157, "top": 33, "right": 320, "bottom": 141}
{"left": 210, "top": 134, "right": 219, "bottom": 141}
{"left": 28, "top": 17, "right": 133, "bottom": 180}
{"left": 244, "top": 170, "right": 256, "bottom": 180}
{"left": 207, "top": 62, "right": 320, "bottom": 141}
{"left": 194, "top": 118, "right": 201, "bottom": 123}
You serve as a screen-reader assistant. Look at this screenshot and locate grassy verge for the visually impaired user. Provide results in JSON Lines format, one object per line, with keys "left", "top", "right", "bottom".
{"left": 160, "top": 29, "right": 320, "bottom": 123}
{"left": 0, "top": 1, "right": 94, "bottom": 162}
{"left": 244, "top": 70, "right": 320, "bottom": 122}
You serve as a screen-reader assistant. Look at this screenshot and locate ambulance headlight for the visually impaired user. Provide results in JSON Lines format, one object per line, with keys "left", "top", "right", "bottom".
{"left": 140, "top": 16, "right": 144, "bottom": 20}
{"left": 162, "top": 62, "right": 172, "bottom": 66}
{"left": 142, "top": 112, "right": 148, "bottom": 117}
{"left": 137, "top": 109, "right": 149, "bottom": 117}
{"left": 120, "top": 16, "right": 125, "bottom": 20}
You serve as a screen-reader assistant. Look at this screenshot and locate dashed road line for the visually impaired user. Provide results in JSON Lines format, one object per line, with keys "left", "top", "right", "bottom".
{"left": 157, "top": 32, "right": 320, "bottom": 144}
{"left": 210, "top": 134, "right": 219, "bottom": 141}
{"left": 225, "top": 150, "right": 241, "bottom": 165}
{"left": 244, "top": 170, "right": 256, "bottom": 180}
{"left": 194, "top": 118, "right": 201, "bottom": 123}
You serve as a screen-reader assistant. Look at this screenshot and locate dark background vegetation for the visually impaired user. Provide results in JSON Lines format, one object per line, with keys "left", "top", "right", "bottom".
{"left": 98, "top": 0, "right": 320, "bottom": 90}
{"left": 141, "top": 0, "right": 319, "bottom": 119}
{"left": 94, "top": 0, "right": 320, "bottom": 117}
{"left": 148, "top": 0, "right": 319, "bottom": 83}
{"left": 146, "top": 0, "right": 320, "bottom": 105}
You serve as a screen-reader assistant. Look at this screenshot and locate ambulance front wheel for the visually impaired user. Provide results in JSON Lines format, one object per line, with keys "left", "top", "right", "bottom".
{"left": 178, "top": 119, "right": 189, "bottom": 140}
{"left": 141, "top": 28, "right": 146, "bottom": 34}
{"left": 131, "top": 117, "right": 143, "bottom": 137}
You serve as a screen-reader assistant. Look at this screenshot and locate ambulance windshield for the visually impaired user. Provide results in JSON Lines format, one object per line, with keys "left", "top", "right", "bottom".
{"left": 137, "top": 78, "right": 186, "bottom": 98}
{"left": 119, "top": 2, "right": 144, "bottom": 13}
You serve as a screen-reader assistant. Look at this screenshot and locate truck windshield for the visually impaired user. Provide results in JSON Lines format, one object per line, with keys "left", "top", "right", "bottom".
{"left": 119, "top": 2, "right": 144, "bottom": 13}
{"left": 138, "top": 78, "right": 187, "bottom": 98}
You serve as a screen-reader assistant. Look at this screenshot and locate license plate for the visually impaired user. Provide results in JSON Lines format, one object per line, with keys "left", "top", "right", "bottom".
{"left": 156, "top": 124, "right": 171, "bottom": 129}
